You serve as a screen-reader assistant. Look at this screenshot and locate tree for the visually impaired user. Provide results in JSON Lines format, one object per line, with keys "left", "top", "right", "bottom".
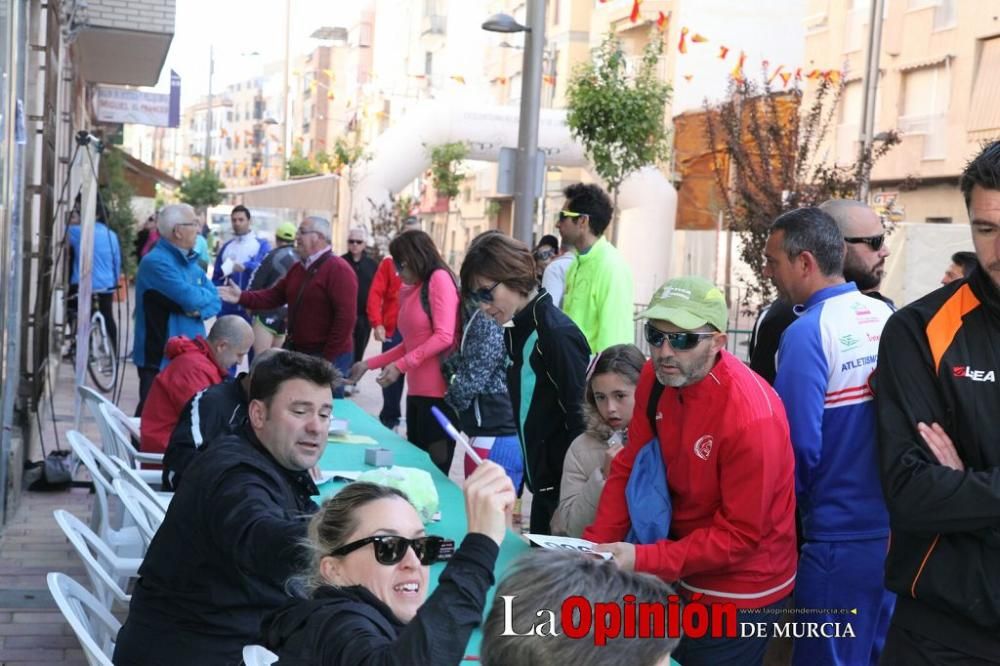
{"left": 428, "top": 142, "right": 467, "bottom": 200}
{"left": 98, "top": 149, "right": 138, "bottom": 276}
{"left": 566, "top": 30, "right": 672, "bottom": 243}
{"left": 286, "top": 146, "right": 318, "bottom": 178}
{"left": 179, "top": 168, "right": 224, "bottom": 210}
{"left": 703, "top": 76, "right": 901, "bottom": 305}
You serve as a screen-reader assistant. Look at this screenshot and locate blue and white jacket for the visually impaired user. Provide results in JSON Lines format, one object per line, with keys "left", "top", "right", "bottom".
{"left": 774, "top": 282, "right": 893, "bottom": 541}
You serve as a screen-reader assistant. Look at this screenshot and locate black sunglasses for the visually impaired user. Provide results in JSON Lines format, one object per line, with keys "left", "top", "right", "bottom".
{"left": 330, "top": 535, "right": 454, "bottom": 566}
{"left": 844, "top": 234, "right": 885, "bottom": 251}
{"left": 348, "top": 239, "right": 365, "bottom": 245}
{"left": 644, "top": 323, "right": 716, "bottom": 351}
{"left": 471, "top": 281, "right": 501, "bottom": 304}
{"left": 534, "top": 248, "right": 555, "bottom": 262}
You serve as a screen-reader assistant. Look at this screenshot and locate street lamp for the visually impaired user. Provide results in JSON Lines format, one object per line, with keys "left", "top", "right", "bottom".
{"left": 482, "top": 2, "right": 545, "bottom": 245}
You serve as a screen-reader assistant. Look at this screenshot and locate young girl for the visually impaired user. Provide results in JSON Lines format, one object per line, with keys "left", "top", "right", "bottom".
{"left": 550, "top": 344, "right": 646, "bottom": 537}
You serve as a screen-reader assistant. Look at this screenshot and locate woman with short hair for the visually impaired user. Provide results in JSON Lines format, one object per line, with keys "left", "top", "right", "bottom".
{"left": 459, "top": 231, "right": 590, "bottom": 534}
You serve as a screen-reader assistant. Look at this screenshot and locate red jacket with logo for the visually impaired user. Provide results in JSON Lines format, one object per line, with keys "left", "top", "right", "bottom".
{"left": 366, "top": 257, "right": 402, "bottom": 338}
{"left": 584, "top": 351, "right": 798, "bottom": 607}
{"left": 140, "top": 336, "right": 227, "bottom": 456}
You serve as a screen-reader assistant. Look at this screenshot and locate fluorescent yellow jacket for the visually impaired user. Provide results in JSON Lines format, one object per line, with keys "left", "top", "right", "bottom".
{"left": 562, "top": 237, "right": 635, "bottom": 353}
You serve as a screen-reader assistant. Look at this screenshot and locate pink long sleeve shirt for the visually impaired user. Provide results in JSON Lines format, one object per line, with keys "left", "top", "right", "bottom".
{"left": 366, "top": 270, "right": 459, "bottom": 398}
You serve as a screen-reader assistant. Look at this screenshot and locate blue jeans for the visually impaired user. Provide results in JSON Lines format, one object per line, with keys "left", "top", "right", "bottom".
{"left": 379, "top": 330, "right": 404, "bottom": 427}
{"left": 331, "top": 351, "right": 352, "bottom": 399}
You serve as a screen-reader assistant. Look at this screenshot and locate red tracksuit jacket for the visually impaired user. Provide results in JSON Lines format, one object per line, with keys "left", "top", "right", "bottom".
{"left": 140, "top": 336, "right": 227, "bottom": 456}
{"left": 584, "top": 352, "right": 798, "bottom": 607}
{"left": 366, "top": 256, "right": 401, "bottom": 338}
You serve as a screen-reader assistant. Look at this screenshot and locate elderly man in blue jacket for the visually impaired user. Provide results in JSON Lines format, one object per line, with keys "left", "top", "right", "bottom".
{"left": 134, "top": 204, "right": 221, "bottom": 415}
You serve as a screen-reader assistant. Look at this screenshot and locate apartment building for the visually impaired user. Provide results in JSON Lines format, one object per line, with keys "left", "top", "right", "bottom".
{"left": 806, "top": 0, "right": 997, "bottom": 224}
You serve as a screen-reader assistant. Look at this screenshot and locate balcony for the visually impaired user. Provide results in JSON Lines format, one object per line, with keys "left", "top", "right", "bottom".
{"left": 73, "top": 0, "right": 176, "bottom": 86}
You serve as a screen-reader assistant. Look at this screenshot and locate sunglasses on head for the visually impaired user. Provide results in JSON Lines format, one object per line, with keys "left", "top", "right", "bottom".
{"left": 844, "top": 234, "right": 885, "bottom": 251}
{"left": 470, "top": 281, "right": 500, "bottom": 304}
{"left": 644, "top": 322, "right": 716, "bottom": 351}
{"left": 330, "top": 535, "right": 454, "bottom": 566}
{"left": 534, "top": 248, "right": 555, "bottom": 262}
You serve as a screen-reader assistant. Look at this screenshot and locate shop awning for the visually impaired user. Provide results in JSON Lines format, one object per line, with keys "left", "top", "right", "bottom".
{"left": 224, "top": 174, "right": 340, "bottom": 211}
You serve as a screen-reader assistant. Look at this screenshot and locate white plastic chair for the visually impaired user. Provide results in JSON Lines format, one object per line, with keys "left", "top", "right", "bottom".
{"left": 53, "top": 509, "right": 139, "bottom": 610}
{"left": 243, "top": 645, "right": 280, "bottom": 666}
{"left": 98, "top": 403, "right": 163, "bottom": 487}
{"left": 109, "top": 456, "right": 171, "bottom": 511}
{"left": 77, "top": 384, "right": 141, "bottom": 444}
{"left": 47, "top": 572, "right": 120, "bottom": 666}
{"left": 66, "top": 431, "right": 143, "bottom": 559}
{"left": 112, "top": 478, "right": 165, "bottom": 549}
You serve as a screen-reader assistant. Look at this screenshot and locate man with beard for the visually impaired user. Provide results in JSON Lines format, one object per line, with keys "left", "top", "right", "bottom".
{"left": 749, "top": 200, "right": 892, "bottom": 384}
{"left": 585, "top": 276, "right": 797, "bottom": 666}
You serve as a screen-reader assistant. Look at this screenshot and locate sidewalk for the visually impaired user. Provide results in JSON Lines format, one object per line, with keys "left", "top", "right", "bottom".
{"left": 0, "top": 334, "right": 399, "bottom": 664}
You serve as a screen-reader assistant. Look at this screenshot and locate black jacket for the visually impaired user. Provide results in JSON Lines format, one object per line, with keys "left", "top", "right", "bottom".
{"left": 113, "top": 425, "right": 318, "bottom": 666}
{"left": 748, "top": 299, "right": 795, "bottom": 385}
{"left": 875, "top": 266, "right": 1000, "bottom": 659}
{"left": 259, "top": 533, "right": 499, "bottom": 666}
{"left": 161, "top": 374, "right": 249, "bottom": 490}
{"left": 342, "top": 252, "right": 379, "bottom": 318}
{"left": 505, "top": 289, "right": 588, "bottom": 498}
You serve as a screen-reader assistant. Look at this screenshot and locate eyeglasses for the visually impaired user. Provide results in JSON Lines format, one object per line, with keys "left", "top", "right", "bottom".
{"left": 556, "top": 210, "right": 584, "bottom": 224}
{"left": 644, "top": 323, "right": 716, "bottom": 351}
{"left": 348, "top": 239, "right": 365, "bottom": 245}
{"left": 533, "top": 248, "right": 555, "bottom": 262}
{"left": 844, "top": 234, "right": 885, "bottom": 251}
{"left": 330, "top": 535, "right": 454, "bottom": 566}
{"left": 296, "top": 229, "right": 320, "bottom": 238}
{"left": 470, "top": 281, "right": 501, "bottom": 304}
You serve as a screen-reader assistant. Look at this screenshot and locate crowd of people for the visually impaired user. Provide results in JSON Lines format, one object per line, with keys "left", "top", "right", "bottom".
{"left": 95, "top": 141, "right": 1000, "bottom": 665}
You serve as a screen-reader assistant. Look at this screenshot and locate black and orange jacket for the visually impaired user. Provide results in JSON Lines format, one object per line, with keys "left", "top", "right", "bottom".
{"left": 874, "top": 266, "right": 1000, "bottom": 660}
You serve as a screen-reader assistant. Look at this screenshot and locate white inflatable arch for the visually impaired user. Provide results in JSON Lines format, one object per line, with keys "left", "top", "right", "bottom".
{"left": 351, "top": 102, "right": 677, "bottom": 304}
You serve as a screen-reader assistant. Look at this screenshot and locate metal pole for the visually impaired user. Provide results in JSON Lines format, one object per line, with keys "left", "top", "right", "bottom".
{"left": 281, "top": 0, "right": 291, "bottom": 180}
{"left": 205, "top": 45, "right": 214, "bottom": 171}
{"left": 73, "top": 141, "right": 101, "bottom": 429}
{"left": 857, "top": 0, "right": 885, "bottom": 202}
{"left": 512, "top": 0, "right": 545, "bottom": 245}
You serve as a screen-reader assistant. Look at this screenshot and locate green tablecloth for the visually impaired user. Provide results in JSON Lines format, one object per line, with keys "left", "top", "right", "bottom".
{"left": 316, "top": 398, "right": 530, "bottom": 657}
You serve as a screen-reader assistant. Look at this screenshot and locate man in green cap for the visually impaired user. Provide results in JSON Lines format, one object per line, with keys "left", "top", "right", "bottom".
{"left": 585, "top": 276, "right": 798, "bottom": 666}
{"left": 246, "top": 221, "right": 299, "bottom": 355}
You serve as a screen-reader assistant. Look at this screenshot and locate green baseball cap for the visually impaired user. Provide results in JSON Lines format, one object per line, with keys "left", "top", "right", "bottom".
{"left": 636, "top": 276, "right": 729, "bottom": 332}
{"left": 275, "top": 222, "right": 297, "bottom": 241}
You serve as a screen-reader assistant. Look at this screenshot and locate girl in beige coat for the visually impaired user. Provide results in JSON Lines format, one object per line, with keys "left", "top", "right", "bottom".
{"left": 550, "top": 344, "right": 645, "bottom": 537}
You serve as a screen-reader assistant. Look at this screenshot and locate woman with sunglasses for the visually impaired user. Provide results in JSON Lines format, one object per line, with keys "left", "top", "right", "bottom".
{"left": 459, "top": 231, "right": 589, "bottom": 534}
{"left": 260, "top": 461, "right": 516, "bottom": 665}
{"left": 349, "top": 230, "right": 461, "bottom": 473}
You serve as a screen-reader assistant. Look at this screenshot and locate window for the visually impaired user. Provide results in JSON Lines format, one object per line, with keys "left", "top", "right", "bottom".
{"left": 836, "top": 82, "right": 864, "bottom": 164}
{"left": 969, "top": 37, "right": 1000, "bottom": 131}
{"left": 900, "top": 64, "right": 950, "bottom": 159}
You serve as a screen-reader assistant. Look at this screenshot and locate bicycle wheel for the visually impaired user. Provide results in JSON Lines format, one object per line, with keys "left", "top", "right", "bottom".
{"left": 87, "top": 318, "right": 117, "bottom": 393}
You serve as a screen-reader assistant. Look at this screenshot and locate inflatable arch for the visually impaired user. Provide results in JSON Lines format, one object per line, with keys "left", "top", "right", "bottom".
{"left": 351, "top": 102, "right": 677, "bottom": 304}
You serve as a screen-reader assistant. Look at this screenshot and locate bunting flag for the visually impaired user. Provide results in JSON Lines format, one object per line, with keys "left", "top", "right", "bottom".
{"left": 450, "top": 75, "right": 466, "bottom": 84}
{"left": 806, "top": 69, "right": 821, "bottom": 80}
{"left": 219, "top": 128, "right": 228, "bottom": 137}
{"left": 683, "top": 74, "right": 693, "bottom": 82}
{"left": 309, "top": 80, "right": 318, "bottom": 91}
{"left": 823, "top": 70, "right": 842, "bottom": 84}
{"left": 718, "top": 45, "right": 729, "bottom": 60}
{"left": 691, "top": 33, "right": 708, "bottom": 43}
{"left": 327, "top": 91, "right": 335, "bottom": 100}
{"left": 795, "top": 67, "right": 803, "bottom": 81}
{"left": 492, "top": 76, "right": 508, "bottom": 85}
{"left": 322, "top": 68, "right": 335, "bottom": 80}
{"left": 630, "top": 0, "right": 642, "bottom": 23}
{"left": 779, "top": 72, "right": 792, "bottom": 87}
{"left": 656, "top": 11, "right": 670, "bottom": 32}
{"left": 767, "top": 64, "right": 784, "bottom": 85}
{"left": 678, "top": 27, "right": 689, "bottom": 54}
{"left": 543, "top": 74, "right": 557, "bottom": 85}
{"left": 731, "top": 50, "right": 746, "bottom": 81}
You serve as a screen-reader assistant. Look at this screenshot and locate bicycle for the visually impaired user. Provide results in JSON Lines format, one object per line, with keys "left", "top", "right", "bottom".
{"left": 86, "top": 300, "right": 118, "bottom": 393}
